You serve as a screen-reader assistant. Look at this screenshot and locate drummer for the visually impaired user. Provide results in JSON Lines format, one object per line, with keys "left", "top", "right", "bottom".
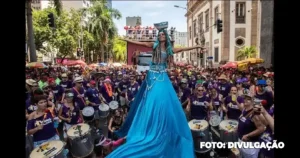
{"left": 100, "top": 78, "right": 114, "bottom": 103}
{"left": 237, "top": 94, "right": 265, "bottom": 158}
{"left": 186, "top": 86, "right": 212, "bottom": 120}
{"left": 127, "top": 75, "right": 140, "bottom": 108}
{"left": 26, "top": 79, "right": 39, "bottom": 119}
{"left": 58, "top": 92, "right": 83, "bottom": 141}
{"left": 27, "top": 95, "right": 60, "bottom": 148}
{"left": 60, "top": 73, "right": 72, "bottom": 91}
{"left": 72, "top": 77, "right": 87, "bottom": 110}
{"left": 222, "top": 86, "right": 244, "bottom": 120}
{"left": 217, "top": 74, "right": 232, "bottom": 98}
{"left": 85, "top": 80, "right": 102, "bottom": 128}
{"left": 108, "top": 109, "right": 125, "bottom": 140}
{"left": 207, "top": 84, "right": 223, "bottom": 119}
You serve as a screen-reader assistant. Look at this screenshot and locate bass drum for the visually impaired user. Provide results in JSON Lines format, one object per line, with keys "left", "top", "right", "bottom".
{"left": 30, "top": 140, "right": 65, "bottom": 158}
{"left": 188, "top": 119, "right": 212, "bottom": 153}
{"left": 67, "top": 123, "right": 94, "bottom": 158}
{"left": 219, "top": 120, "right": 239, "bottom": 143}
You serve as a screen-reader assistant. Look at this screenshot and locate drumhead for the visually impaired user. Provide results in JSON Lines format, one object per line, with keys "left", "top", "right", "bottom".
{"left": 82, "top": 106, "right": 95, "bottom": 117}
{"left": 67, "top": 123, "right": 90, "bottom": 138}
{"left": 188, "top": 119, "right": 208, "bottom": 131}
{"left": 99, "top": 103, "right": 109, "bottom": 111}
{"left": 30, "top": 140, "right": 64, "bottom": 158}
{"left": 219, "top": 119, "right": 238, "bottom": 131}
{"left": 209, "top": 115, "right": 221, "bottom": 127}
{"left": 109, "top": 101, "right": 119, "bottom": 110}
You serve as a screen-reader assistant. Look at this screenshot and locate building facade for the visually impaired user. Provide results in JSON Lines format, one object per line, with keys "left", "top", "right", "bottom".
{"left": 186, "top": 0, "right": 272, "bottom": 67}
{"left": 32, "top": 0, "right": 91, "bottom": 11}
{"left": 126, "top": 16, "right": 142, "bottom": 27}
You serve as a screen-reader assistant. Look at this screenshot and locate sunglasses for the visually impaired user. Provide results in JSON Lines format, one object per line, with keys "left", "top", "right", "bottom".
{"left": 76, "top": 82, "right": 83, "bottom": 84}
{"left": 198, "top": 89, "right": 204, "bottom": 92}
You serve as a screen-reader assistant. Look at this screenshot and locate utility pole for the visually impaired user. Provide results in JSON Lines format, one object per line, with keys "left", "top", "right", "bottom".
{"left": 174, "top": 5, "right": 193, "bottom": 64}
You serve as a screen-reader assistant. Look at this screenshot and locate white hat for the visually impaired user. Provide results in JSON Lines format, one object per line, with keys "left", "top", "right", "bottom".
{"left": 26, "top": 79, "right": 37, "bottom": 86}
{"left": 74, "top": 77, "right": 84, "bottom": 83}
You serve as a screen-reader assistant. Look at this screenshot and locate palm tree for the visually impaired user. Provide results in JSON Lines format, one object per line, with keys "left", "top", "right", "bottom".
{"left": 237, "top": 46, "right": 258, "bottom": 60}
{"left": 26, "top": 0, "right": 62, "bottom": 62}
{"left": 112, "top": 37, "right": 126, "bottom": 62}
{"left": 87, "top": 0, "right": 121, "bottom": 62}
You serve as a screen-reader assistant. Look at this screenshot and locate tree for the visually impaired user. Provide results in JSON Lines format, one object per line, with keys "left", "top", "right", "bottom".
{"left": 51, "top": 9, "right": 82, "bottom": 62}
{"left": 26, "top": 0, "right": 62, "bottom": 62}
{"left": 32, "top": 9, "right": 53, "bottom": 51}
{"left": 237, "top": 46, "right": 258, "bottom": 60}
{"left": 87, "top": 0, "right": 121, "bottom": 62}
{"left": 112, "top": 37, "right": 126, "bottom": 62}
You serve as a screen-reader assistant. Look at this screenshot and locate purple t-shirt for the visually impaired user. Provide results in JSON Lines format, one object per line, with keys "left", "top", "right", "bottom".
{"left": 61, "top": 104, "right": 81, "bottom": 125}
{"left": 218, "top": 83, "right": 232, "bottom": 98}
{"left": 72, "top": 87, "right": 86, "bottom": 110}
{"left": 238, "top": 109, "right": 259, "bottom": 142}
{"left": 27, "top": 112, "right": 56, "bottom": 142}
{"left": 260, "top": 126, "right": 274, "bottom": 158}
{"left": 26, "top": 97, "right": 37, "bottom": 114}
{"left": 128, "top": 82, "right": 139, "bottom": 100}
{"left": 190, "top": 95, "right": 210, "bottom": 119}
{"left": 85, "top": 88, "right": 101, "bottom": 110}
{"left": 51, "top": 85, "right": 64, "bottom": 102}
{"left": 224, "top": 95, "right": 244, "bottom": 120}
{"left": 60, "top": 81, "right": 72, "bottom": 89}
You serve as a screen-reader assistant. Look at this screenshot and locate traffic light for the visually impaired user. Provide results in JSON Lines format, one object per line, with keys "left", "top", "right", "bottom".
{"left": 217, "top": 19, "right": 223, "bottom": 33}
{"left": 77, "top": 48, "right": 81, "bottom": 57}
{"left": 48, "top": 13, "right": 55, "bottom": 28}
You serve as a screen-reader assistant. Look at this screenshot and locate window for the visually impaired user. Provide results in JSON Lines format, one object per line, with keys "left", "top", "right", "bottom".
{"left": 205, "top": 10, "right": 209, "bottom": 31}
{"left": 193, "top": 20, "right": 197, "bottom": 36}
{"left": 214, "top": 47, "right": 219, "bottom": 62}
{"left": 214, "top": 6, "right": 219, "bottom": 28}
{"left": 236, "top": 2, "right": 246, "bottom": 24}
{"left": 235, "top": 38, "right": 245, "bottom": 47}
{"left": 199, "top": 13, "right": 203, "bottom": 32}
{"left": 189, "top": 26, "right": 192, "bottom": 39}
{"left": 181, "top": 52, "right": 184, "bottom": 58}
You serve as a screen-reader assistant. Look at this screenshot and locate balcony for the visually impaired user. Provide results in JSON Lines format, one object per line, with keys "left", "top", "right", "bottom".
{"left": 187, "top": 0, "right": 205, "bottom": 16}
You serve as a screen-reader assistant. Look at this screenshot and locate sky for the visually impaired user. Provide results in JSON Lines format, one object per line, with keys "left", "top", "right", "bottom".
{"left": 112, "top": 1, "right": 188, "bottom": 35}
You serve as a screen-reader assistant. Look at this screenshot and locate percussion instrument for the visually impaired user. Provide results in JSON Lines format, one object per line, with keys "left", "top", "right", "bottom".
{"left": 188, "top": 119, "right": 212, "bottom": 153}
{"left": 120, "top": 96, "right": 126, "bottom": 106}
{"left": 67, "top": 123, "right": 94, "bottom": 158}
{"left": 30, "top": 140, "right": 65, "bottom": 158}
{"left": 209, "top": 113, "right": 221, "bottom": 127}
{"left": 98, "top": 103, "right": 110, "bottom": 118}
{"left": 219, "top": 120, "right": 239, "bottom": 143}
{"left": 109, "top": 101, "right": 119, "bottom": 110}
{"left": 82, "top": 106, "right": 95, "bottom": 122}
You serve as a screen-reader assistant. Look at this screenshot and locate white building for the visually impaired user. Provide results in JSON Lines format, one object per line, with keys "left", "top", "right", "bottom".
{"left": 32, "top": 0, "right": 91, "bottom": 11}
{"left": 186, "top": 0, "right": 262, "bottom": 67}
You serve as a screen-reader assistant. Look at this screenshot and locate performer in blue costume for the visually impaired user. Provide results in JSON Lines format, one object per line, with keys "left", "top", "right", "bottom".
{"left": 107, "top": 22, "right": 204, "bottom": 158}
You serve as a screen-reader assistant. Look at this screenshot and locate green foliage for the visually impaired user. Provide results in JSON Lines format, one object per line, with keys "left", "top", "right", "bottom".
{"left": 32, "top": 8, "right": 52, "bottom": 51}
{"left": 31, "top": 0, "right": 122, "bottom": 62}
{"left": 237, "top": 46, "right": 258, "bottom": 60}
{"left": 112, "top": 37, "right": 127, "bottom": 61}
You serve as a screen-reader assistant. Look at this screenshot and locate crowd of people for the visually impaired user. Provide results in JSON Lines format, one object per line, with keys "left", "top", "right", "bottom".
{"left": 25, "top": 63, "right": 274, "bottom": 158}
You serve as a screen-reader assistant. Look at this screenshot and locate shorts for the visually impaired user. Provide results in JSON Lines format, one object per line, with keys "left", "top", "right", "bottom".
{"left": 33, "top": 134, "right": 60, "bottom": 148}
{"left": 238, "top": 139, "right": 260, "bottom": 158}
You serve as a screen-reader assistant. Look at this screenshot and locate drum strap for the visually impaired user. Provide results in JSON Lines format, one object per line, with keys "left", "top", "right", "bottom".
{"left": 73, "top": 87, "right": 86, "bottom": 106}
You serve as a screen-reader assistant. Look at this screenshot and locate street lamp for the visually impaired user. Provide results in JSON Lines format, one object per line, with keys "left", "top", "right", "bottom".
{"left": 174, "top": 4, "right": 194, "bottom": 63}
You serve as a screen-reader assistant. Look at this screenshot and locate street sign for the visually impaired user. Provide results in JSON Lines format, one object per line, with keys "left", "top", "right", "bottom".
{"left": 207, "top": 56, "right": 213, "bottom": 60}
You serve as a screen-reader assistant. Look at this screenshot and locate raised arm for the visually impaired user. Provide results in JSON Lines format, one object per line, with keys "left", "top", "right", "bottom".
{"left": 173, "top": 46, "right": 204, "bottom": 54}
{"left": 122, "top": 38, "right": 153, "bottom": 48}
